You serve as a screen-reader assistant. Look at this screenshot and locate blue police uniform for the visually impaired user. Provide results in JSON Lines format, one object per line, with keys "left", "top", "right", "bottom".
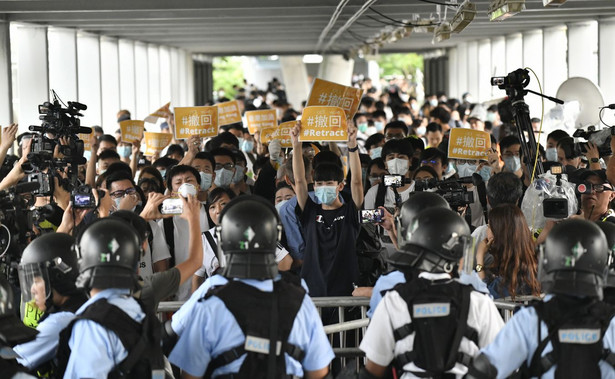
{"left": 62, "top": 288, "right": 144, "bottom": 379}
{"left": 171, "top": 274, "right": 228, "bottom": 335}
{"left": 13, "top": 312, "right": 75, "bottom": 370}
{"left": 480, "top": 296, "right": 615, "bottom": 378}
{"left": 168, "top": 276, "right": 334, "bottom": 377}
{"left": 368, "top": 270, "right": 489, "bottom": 318}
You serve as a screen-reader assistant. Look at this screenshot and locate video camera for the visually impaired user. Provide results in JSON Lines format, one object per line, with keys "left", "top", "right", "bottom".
{"left": 383, "top": 174, "right": 412, "bottom": 188}
{"left": 414, "top": 176, "right": 475, "bottom": 208}
{"left": 572, "top": 125, "right": 615, "bottom": 158}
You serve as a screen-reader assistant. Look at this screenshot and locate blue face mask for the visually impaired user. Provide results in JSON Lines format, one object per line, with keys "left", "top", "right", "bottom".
{"left": 275, "top": 199, "right": 288, "bottom": 214}
{"left": 478, "top": 166, "right": 491, "bottom": 182}
{"left": 457, "top": 163, "right": 477, "bottom": 178}
{"left": 504, "top": 156, "right": 521, "bottom": 172}
{"left": 314, "top": 185, "right": 338, "bottom": 205}
{"left": 374, "top": 121, "right": 385, "bottom": 131}
{"left": 158, "top": 169, "right": 166, "bottom": 179}
{"left": 200, "top": 172, "right": 213, "bottom": 191}
{"left": 358, "top": 123, "right": 368, "bottom": 133}
{"left": 83, "top": 150, "right": 92, "bottom": 161}
{"left": 215, "top": 168, "right": 234, "bottom": 188}
{"left": 370, "top": 146, "right": 382, "bottom": 159}
{"left": 237, "top": 137, "right": 244, "bottom": 147}
{"left": 241, "top": 140, "right": 254, "bottom": 153}
{"left": 117, "top": 145, "right": 132, "bottom": 158}
{"left": 546, "top": 147, "right": 558, "bottom": 162}
{"left": 232, "top": 165, "right": 245, "bottom": 184}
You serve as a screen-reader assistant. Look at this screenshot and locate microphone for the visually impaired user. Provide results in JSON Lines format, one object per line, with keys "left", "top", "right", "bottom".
{"left": 0, "top": 181, "right": 40, "bottom": 198}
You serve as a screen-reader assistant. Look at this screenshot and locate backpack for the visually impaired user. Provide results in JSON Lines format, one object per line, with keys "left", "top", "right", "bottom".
{"left": 56, "top": 298, "right": 165, "bottom": 379}
{"left": 201, "top": 272, "right": 306, "bottom": 378}
{"left": 392, "top": 278, "right": 477, "bottom": 376}
{"left": 521, "top": 296, "right": 615, "bottom": 379}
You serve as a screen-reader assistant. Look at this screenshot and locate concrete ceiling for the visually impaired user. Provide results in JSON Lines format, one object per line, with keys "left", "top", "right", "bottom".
{"left": 1, "top": 0, "right": 614, "bottom": 55}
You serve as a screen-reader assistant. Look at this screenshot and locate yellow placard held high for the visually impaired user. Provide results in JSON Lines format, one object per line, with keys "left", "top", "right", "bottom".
{"left": 245, "top": 109, "right": 277, "bottom": 135}
{"left": 216, "top": 100, "right": 242, "bottom": 127}
{"left": 144, "top": 102, "right": 171, "bottom": 124}
{"left": 119, "top": 120, "right": 144, "bottom": 144}
{"left": 143, "top": 132, "right": 173, "bottom": 156}
{"left": 174, "top": 106, "right": 219, "bottom": 139}
{"left": 278, "top": 121, "right": 294, "bottom": 148}
{"left": 448, "top": 128, "right": 491, "bottom": 160}
{"left": 299, "top": 106, "right": 347, "bottom": 142}
{"left": 306, "top": 78, "right": 363, "bottom": 120}
{"left": 78, "top": 129, "right": 93, "bottom": 152}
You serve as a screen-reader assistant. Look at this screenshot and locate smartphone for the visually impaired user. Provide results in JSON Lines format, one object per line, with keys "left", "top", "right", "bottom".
{"left": 161, "top": 198, "right": 183, "bottom": 215}
{"left": 383, "top": 174, "right": 403, "bottom": 187}
{"left": 359, "top": 208, "right": 384, "bottom": 224}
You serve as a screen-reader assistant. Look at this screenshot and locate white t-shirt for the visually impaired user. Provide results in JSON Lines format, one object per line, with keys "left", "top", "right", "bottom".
{"left": 158, "top": 204, "right": 210, "bottom": 301}
{"left": 137, "top": 220, "right": 171, "bottom": 280}
{"left": 195, "top": 226, "right": 290, "bottom": 278}
{"left": 360, "top": 272, "right": 504, "bottom": 377}
{"left": 363, "top": 182, "right": 416, "bottom": 209}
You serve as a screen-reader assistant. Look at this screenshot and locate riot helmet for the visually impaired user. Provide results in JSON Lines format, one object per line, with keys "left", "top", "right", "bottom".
{"left": 596, "top": 222, "right": 615, "bottom": 288}
{"left": 75, "top": 218, "right": 141, "bottom": 292}
{"left": 216, "top": 195, "right": 281, "bottom": 279}
{"left": 390, "top": 207, "right": 471, "bottom": 273}
{"left": 396, "top": 192, "right": 449, "bottom": 249}
{"left": 540, "top": 219, "right": 608, "bottom": 299}
{"left": 0, "top": 276, "right": 38, "bottom": 347}
{"left": 18, "top": 233, "right": 78, "bottom": 320}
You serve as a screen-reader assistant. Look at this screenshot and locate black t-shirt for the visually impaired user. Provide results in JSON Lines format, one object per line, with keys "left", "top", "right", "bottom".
{"left": 297, "top": 196, "right": 360, "bottom": 297}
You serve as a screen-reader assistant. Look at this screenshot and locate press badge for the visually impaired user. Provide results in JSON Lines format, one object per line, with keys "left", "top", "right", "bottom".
{"left": 558, "top": 329, "right": 600, "bottom": 344}
{"left": 245, "top": 335, "right": 282, "bottom": 355}
{"left": 413, "top": 303, "right": 451, "bottom": 318}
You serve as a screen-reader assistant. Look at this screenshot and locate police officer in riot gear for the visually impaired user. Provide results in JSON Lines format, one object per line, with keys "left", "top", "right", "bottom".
{"left": 597, "top": 221, "right": 615, "bottom": 304}
{"left": 168, "top": 195, "right": 334, "bottom": 378}
{"left": 12, "top": 233, "right": 87, "bottom": 373}
{"left": 468, "top": 219, "right": 615, "bottom": 378}
{"left": 359, "top": 207, "right": 504, "bottom": 378}
{"left": 56, "top": 218, "right": 165, "bottom": 378}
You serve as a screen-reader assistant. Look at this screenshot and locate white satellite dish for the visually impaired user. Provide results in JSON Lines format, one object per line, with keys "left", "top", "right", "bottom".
{"left": 556, "top": 77, "right": 605, "bottom": 128}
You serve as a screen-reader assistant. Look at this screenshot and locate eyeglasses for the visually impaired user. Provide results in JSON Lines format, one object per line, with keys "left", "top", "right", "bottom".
{"left": 421, "top": 159, "right": 440, "bottom": 165}
{"left": 385, "top": 133, "right": 405, "bottom": 140}
{"left": 110, "top": 187, "right": 137, "bottom": 199}
{"left": 589, "top": 183, "right": 613, "bottom": 193}
{"left": 215, "top": 163, "right": 235, "bottom": 170}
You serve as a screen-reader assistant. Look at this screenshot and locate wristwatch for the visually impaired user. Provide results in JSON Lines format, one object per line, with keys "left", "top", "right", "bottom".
{"left": 348, "top": 146, "right": 359, "bottom": 152}
{"left": 590, "top": 157, "right": 600, "bottom": 163}
{"left": 475, "top": 264, "right": 484, "bottom": 272}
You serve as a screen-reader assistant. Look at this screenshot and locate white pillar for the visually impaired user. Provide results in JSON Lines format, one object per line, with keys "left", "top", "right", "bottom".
{"left": 77, "top": 32, "right": 102, "bottom": 127}
{"left": 185, "top": 51, "right": 195, "bottom": 107}
{"left": 467, "top": 41, "right": 478, "bottom": 101}
{"left": 317, "top": 55, "right": 354, "bottom": 86}
{"left": 147, "top": 44, "right": 161, "bottom": 111}
{"left": 522, "top": 30, "right": 544, "bottom": 117}
{"left": 48, "top": 28, "right": 78, "bottom": 105}
{"left": 568, "top": 21, "right": 598, "bottom": 83}
{"left": 100, "top": 36, "right": 120, "bottom": 133}
{"left": 119, "top": 39, "right": 136, "bottom": 116}
{"left": 600, "top": 18, "right": 615, "bottom": 125}
{"left": 134, "top": 42, "right": 149, "bottom": 119}
{"left": 159, "top": 46, "right": 172, "bottom": 106}
{"left": 543, "top": 25, "right": 568, "bottom": 98}
{"left": 490, "top": 37, "right": 506, "bottom": 99}
{"left": 0, "top": 21, "right": 12, "bottom": 126}
{"left": 14, "top": 24, "right": 49, "bottom": 133}
{"left": 279, "top": 56, "right": 310, "bottom": 110}
{"left": 447, "top": 47, "right": 458, "bottom": 98}
{"left": 457, "top": 43, "right": 469, "bottom": 96}
{"left": 478, "top": 39, "right": 492, "bottom": 102}
{"left": 367, "top": 59, "right": 380, "bottom": 91}
{"left": 505, "top": 33, "right": 523, "bottom": 75}
{"left": 170, "top": 48, "right": 181, "bottom": 109}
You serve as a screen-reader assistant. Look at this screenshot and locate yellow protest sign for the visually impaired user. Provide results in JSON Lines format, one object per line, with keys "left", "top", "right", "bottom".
{"left": 216, "top": 100, "right": 242, "bottom": 126}
{"left": 448, "top": 128, "right": 491, "bottom": 160}
{"left": 143, "top": 132, "right": 173, "bottom": 156}
{"left": 245, "top": 109, "right": 277, "bottom": 134}
{"left": 78, "top": 129, "right": 93, "bottom": 151}
{"left": 119, "top": 120, "right": 144, "bottom": 144}
{"left": 144, "top": 102, "right": 171, "bottom": 124}
{"left": 299, "top": 106, "right": 348, "bottom": 142}
{"left": 174, "top": 106, "right": 218, "bottom": 139}
{"left": 278, "top": 121, "right": 294, "bottom": 148}
{"left": 306, "top": 78, "right": 363, "bottom": 120}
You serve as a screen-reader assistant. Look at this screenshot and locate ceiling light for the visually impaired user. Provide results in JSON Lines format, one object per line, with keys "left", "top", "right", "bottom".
{"left": 489, "top": 0, "right": 525, "bottom": 21}
{"left": 434, "top": 22, "right": 452, "bottom": 43}
{"left": 303, "top": 54, "right": 323, "bottom": 64}
{"left": 450, "top": 0, "right": 476, "bottom": 33}
{"left": 543, "top": 0, "right": 566, "bottom": 6}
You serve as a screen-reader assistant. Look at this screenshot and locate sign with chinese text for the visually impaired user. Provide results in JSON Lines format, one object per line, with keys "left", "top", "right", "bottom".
{"left": 448, "top": 128, "right": 491, "bottom": 160}
{"left": 119, "top": 120, "right": 144, "bottom": 144}
{"left": 216, "top": 100, "right": 242, "bottom": 126}
{"left": 144, "top": 102, "right": 171, "bottom": 124}
{"left": 78, "top": 128, "right": 93, "bottom": 152}
{"left": 299, "top": 106, "right": 347, "bottom": 142}
{"left": 245, "top": 109, "right": 277, "bottom": 134}
{"left": 143, "top": 132, "right": 173, "bottom": 156}
{"left": 173, "top": 106, "right": 218, "bottom": 139}
{"left": 306, "top": 78, "right": 363, "bottom": 120}
{"left": 277, "top": 121, "right": 294, "bottom": 148}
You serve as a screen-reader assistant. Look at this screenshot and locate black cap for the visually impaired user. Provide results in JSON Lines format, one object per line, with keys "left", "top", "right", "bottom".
{"left": 579, "top": 169, "right": 609, "bottom": 185}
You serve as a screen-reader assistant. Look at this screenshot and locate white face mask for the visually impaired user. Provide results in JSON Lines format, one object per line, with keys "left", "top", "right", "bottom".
{"left": 386, "top": 158, "right": 409, "bottom": 176}
{"left": 416, "top": 126, "right": 426, "bottom": 136}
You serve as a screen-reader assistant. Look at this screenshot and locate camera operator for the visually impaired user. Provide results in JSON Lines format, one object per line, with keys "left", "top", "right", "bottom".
{"left": 0, "top": 124, "right": 18, "bottom": 174}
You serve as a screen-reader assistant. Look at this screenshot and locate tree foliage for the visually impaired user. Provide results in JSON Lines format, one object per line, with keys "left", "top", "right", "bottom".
{"left": 377, "top": 53, "right": 423, "bottom": 80}
{"left": 213, "top": 56, "right": 244, "bottom": 98}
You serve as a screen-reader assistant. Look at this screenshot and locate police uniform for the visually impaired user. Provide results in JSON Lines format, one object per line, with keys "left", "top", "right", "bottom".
{"left": 168, "top": 275, "right": 334, "bottom": 377}
{"left": 62, "top": 288, "right": 144, "bottom": 378}
{"left": 360, "top": 272, "right": 504, "bottom": 378}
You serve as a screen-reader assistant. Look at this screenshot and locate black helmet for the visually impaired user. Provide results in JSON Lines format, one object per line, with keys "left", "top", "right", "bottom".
{"left": 0, "top": 276, "right": 38, "bottom": 347}
{"left": 18, "top": 233, "right": 79, "bottom": 317}
{"left": 541, "top": 219, "right": 608, "bottom": 299}
{"left": 109, "top": 210, "right": 149, "bottom": 245}
{"left": 216, "top": 195, "right": 281, "bottom": 279}
{"left": 75, "top": 218, "right": 141, "bottom": 292}
{"left": 596, "top": 222, "right": 615, "bottom": 288}
{"left": 396, "top": 192, "right": 449, "bottom": 249}
{"left": 390, "top": 207, "right": 471, "bottom": 273}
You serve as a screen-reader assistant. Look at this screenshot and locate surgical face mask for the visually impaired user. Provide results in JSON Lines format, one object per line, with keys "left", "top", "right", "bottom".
{"left": 368, "top": 177, "right": 380, "bottom": 187}
{"left": 429, "top": 99, "right": 438, "bottom": 107}
{"left": 158, "top": 169, "right": 167, "bottom": 179}
{"left": 370, "top": 146, "right": 382, "bottom": 160}
{"left": 457, "top": 163, "right": 477, "bottom": 178}
{"left": 504, "top": 156, "right": 521, "bottom": 172}
{"left": 386, "top": 158, "right": 409, "bottom": 176}
{"left": 546, "top": 147, "right": 558, "bottom": 162}
{"left": 275, "top": 199, "right": 288, "bottom": 214}
{"left": 400, "top": 93, "right": 410, "bottom": 103}
{"left": 314, "top": 185, "right": 338, "bottom": 206}
{"left": 357, "top": 123, "right": 368, "bottom": 133}
{"left": 237, "top": 137, "right": 244, "bottom": 148}
{"left": 200, "top": 172, "right": 213, "bottom": 191}
{"left": 84, "top": 150, "right": 92, "bottom": 161}
{"left": 478, "top": 166, "right": 491, "bottom": 182}
{"left": 113, "top": 197, "right": 137, "bottom": 213}
{"left": 416, "top": 126, "right": 426, "bottom": 136}
{"left": 117, "top": 145, "right": 131, "bottom": 158}
{"left": 232, "top": 165, "right": 245, "bottom": 184}
{"left": 241, "top": 140, "right": 254, "bottom": 153}
{"left": 374, "top": 121, "right": 385, "bottom": 131}
{"left": 486, "top": 112, "right": 497, "bottom": 123}
{"left": 215, "top": 168, "right": 234, "bottom": 188}
{"left": 411, "top": 103, "right": 420, "bottom": 111}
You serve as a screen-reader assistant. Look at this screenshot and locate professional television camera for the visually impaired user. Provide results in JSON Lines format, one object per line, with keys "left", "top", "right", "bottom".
{"left": 572, "top": 124, "right": 615, "bottom": 158}
{"left": 414, "top": 176, "right": 475, "bottom": 208}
